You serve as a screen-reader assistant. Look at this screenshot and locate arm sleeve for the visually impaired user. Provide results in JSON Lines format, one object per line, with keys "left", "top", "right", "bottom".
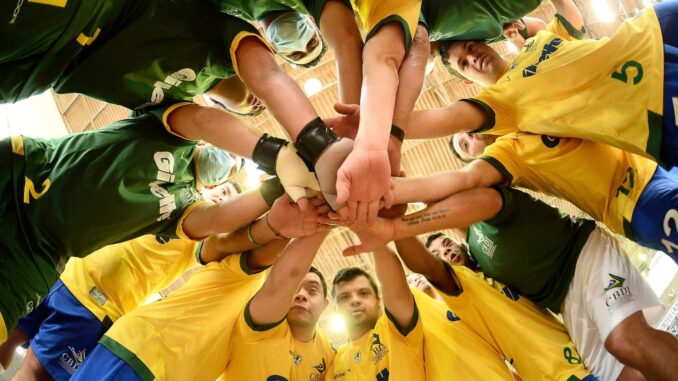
{"left": 545, "top": 13, "right": 586, "bottom": 41}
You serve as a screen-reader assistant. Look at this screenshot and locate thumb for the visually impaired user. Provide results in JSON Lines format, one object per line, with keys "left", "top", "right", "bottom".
{"left": 342, "top": 244, "right": 370, "bottom": 257}
{"left": 333, "top": 103, "right": 358, "bottom": 116}
{"left": 335, "top": 171, "right": 351, "bottom": 205}
{"left": 285, "top": 186, "right": 308, "bottom": 204}
{"left": 296, "top": 197, "right": 310, "bottom": 211}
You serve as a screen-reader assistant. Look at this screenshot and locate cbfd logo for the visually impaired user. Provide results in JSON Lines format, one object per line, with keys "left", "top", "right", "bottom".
{"left": 472, "top": 227, "right": 496, "bottom": 259}
{"left": 370, "top": 334, "right": 388, "bottom": 363}
{"left": 605, "top": 274, "right": 634, "bottom": 312}
{"left": 150, "top": 152, "right": 178, "bottom": 221}
{"left": 59, "top": 346, "right": 86, "bottom": 374}
{"left": 290, "top": 350, "right": 302, "bottom": 366}
{"left": 353, "top": 351, "right": 362, "bottom": 363}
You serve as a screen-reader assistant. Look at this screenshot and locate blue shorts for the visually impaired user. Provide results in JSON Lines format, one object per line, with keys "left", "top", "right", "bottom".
{"left": 69, "top": 344, "right": 143, "bottom": 381}
{"left": 656, "top": 1, "right": 678, "bottom": 167}
{"left": 16, "top": 280, "right": 107, "bottom": 381}
{"left": 631, "top": 166, "right": 678, "bottom": 262}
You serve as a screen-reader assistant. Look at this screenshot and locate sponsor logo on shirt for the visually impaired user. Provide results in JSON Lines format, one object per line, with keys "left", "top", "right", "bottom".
{"left": 370, "top": 334, "right": 388, "bottom": 363}
{"left": 523, "top": 38, "right": 563, "bottom": 78}
{"left": 150, "top": 152, "right": 178, "bottom": 221}
{"left": 290, "top": 350, "right": 302, "bottom": 366}
{"left": 310, "top": 358, "right": 327, "bottom": 381}
{"left": 25, "top": 293, "right": 42, "bottom": 315}
{"left": 353, "top": 351, "right": 361, "bottom": 363}
{"left": 148, "top": 68, "right": 197, "bottom": 106}
{"left": 471, "top": 227, "right": 496, "bottom": 259}
{"left": 604, "top": 273, "right": 634, "bottom": 313}
{"left": 446, "top": 310, "right": 460, "bottom": 322}
{"left": 59, "top": 346, "right": 86, "bottom": 374}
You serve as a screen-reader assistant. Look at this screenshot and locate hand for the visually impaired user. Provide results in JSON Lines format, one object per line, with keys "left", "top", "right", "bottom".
{"left": 275, "top": 144, "right": 321, "bottom": 211}
{"left": 268, "top": 194, "right": 331, "bottom": 238}
{"left": 314, "top": 138, "right": 354, "bottom": 211}
{"left": 324, "top": 103, "right": 359, "bottom": 139}
{"left": 379, "top": 169, "right": 407, "bottom": 218}
{"left": 342, "top": 219, "right": 396, "bottom": 256}
{"left": 336, "top": 147, "right": 394, "bottom": 226}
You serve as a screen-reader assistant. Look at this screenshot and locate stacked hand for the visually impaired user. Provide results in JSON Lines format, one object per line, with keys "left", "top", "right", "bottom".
{"left": 268, "top": 194, "right": 331, "bottom": 238}
{"left": 275, "top": 144, "right": 320, "bottom": 211}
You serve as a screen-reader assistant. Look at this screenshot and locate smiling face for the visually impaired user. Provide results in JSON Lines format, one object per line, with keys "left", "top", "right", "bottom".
{"left": 443, "top": 40, "right": 507, "bottom": 86}
{"left": 287, "top": 271, "right": 329, "bottom": 329}
{"left": 333, "top": 275, "right": 380, "bottom": 335}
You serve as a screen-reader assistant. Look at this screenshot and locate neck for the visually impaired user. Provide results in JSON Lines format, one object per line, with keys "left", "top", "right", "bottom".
{"left": 348, "top": 322, "right": 375, "bottom": 341}
{"left": 289, "top": 322, "right": 316, "bottom": 343}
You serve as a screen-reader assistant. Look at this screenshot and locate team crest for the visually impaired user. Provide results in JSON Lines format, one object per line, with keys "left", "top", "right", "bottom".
{"left": 370, "top": 334, "right": 389, "bottom": 363}
{"left": 290, "top": 350, "right": 302, "bottom": 366}
{"left": 353, "top": 351, "right": 362, "bottom": 363}
{"left": 310, "top": 358, "right": 327, "bottom": 380}
{"left": 604, "top": 274, "right": 625, "bottom": 291}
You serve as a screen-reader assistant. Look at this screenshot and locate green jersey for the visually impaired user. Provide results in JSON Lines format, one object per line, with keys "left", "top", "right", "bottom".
{"left": 467, "top": 187, "right": 595, "bottom": 312}
{"left": 54, "top": 0, "right": 258, "bottom": 110}
{"left": 420, "top": 0, "right": 543, "bottom": 42}
{"left": 0, "top": 112, "right": 202, "bottom": 332}
{"left": 210, "top": 0, "right": 344, "bottom": 24}
{"left": 0, "top": 0, "right": 135, "bottom": 103}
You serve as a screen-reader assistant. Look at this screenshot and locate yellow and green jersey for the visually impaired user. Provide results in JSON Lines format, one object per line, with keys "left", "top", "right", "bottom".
{"left": 219, "top": 309, "right": 334, "bottom": 381}
{"left": 101, "top": 253, "right": 267, "bottom": 381}
{"left": 210, "top": 0, "right": 348, "bottom": 24}
{"left": 471, "top": 6, "right": 665, "bottom": 162}
{"left": 480, "top": 133, "right": 656, "bottom": 240}
{"left": 350, "top": 0, "right": 422, "bottom": 50}
{"left": 330, "top": 305, "right": 424, "bottom": 381}
{"left": 437, "top": 266, "right": 593, "bottom": 381}
{"left": 60, "top": 235, "right": 201, "bottom": 324}
{"left": 412, "top": 288, "right": 514, "bottom": 381}
{"left": 421, "top": 0, "right": 546, "bottom": 42}
{"left": 0, "top": 112, "right": 204, "bottom": 337}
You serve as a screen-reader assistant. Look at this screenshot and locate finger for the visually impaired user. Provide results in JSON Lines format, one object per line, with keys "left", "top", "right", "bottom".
{"left": 342, "top": 245, "right": 368, "bottom": 257}
{"left": 327, "top": 211, "right": 343, "bottom": 220}
{"left": 346, "top": 201, "right": 358, "bottom": 222}
{"left": 316, "top": 204, "right": 332, "bottom": 215}
{"left": 318, "top": 216, "right": 349, "bottom": 226}
{"left": 356, "top": 201, "right": 369, "bottom": 226}
{"left": 399, "top": 170, "right": 407, "bottom": 177}
{"left": 335, "top": 174, "right": 351, "bottom": 205}
{"left": 333, "top": 103, "right": 358, "bottom": 115}
{"left": 310, "top": 196, "right": 326, "bottom": 207}
{"left": 285, "top": 187, "right": 307, "bottom": 203}
{"left": 367, "top": 201, "right": 379, "bottom": 226}
{"left": 383, "top": 186, "right": 394, "bottom": 209}
{"left": 296, "top": 197, "right": 310, "bottom": 211}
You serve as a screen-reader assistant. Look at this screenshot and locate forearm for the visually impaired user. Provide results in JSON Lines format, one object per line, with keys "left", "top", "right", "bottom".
{"left": 373, "top": 246, "right": 414, "bottom": 328}
{"left": 355, "top": 24, "right": 406, "bottom": 150}
{"left": 392, "top": 188, "right": 503, "bottom": 240}
{"left": 182, "top": 188, "right": 269, "bottom": 239}
{"left": 320, "top": 1, "right": 364, "bottom": 104}
{"left": 392, "top": 25, "right": 429, "bottom": 131}
{"left": 394, "top": 238, "right": 457, "bottom": 294}
{"left": 167, "top": 104, "right": 260, "bottom": 159}
{"left": 250, "top": 232, "right": 329, "bottom": 325}
{"left": 199, "top": 216, "right": 279, "bottom": 263}
{"left": 392, "top": 171, "right": 472, "bottom": 204}
{"left": 236, "top": 38, "right": 317, "bottom": 140}
{"left": 405, "top": 102, "right": 485, "bottom": 139}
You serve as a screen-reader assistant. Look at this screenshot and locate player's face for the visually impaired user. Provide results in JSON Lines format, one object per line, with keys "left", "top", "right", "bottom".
{"left": 446, "top": 41, "right": 506, "bottom": 86}
{"left": 200, "top": 183, "right": 238, "bottom": 205}
{"left": 452, "top": 132, "right": 497, "bottom": 161}
{"left": 281, "top": 31, "right": 322, "bottom": 65}
{"left": 428, "top": 236, "right": 469, "bottom": 266}
{"left": 503, "top": 21, "right": 527, "bottom": 49}
{"left": 406, "top": 273, "right": 436, "bottom": 298}
{"left": 288, "top": 272, "right": 328, "bottom": 327}
{"left": 334, "top": 276, "right": 380, "bottom": 333}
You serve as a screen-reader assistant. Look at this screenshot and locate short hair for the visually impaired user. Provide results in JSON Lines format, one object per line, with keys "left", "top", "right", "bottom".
{"left": 308, "top": 265, "right": 328, "bottom": 298}
{"left": 425, "top": 233, "right": 445, "bottom": 249}
{"left": 331, "top": 267, "right": 379, "bottom": 299}
{"left": 448, "top": 134, "right": 473, "bottom": 163}
{"left": 438, "top": 40, "right": 468, "bottom": 80}
{"left": 283, "top": 34, "right": 328, "bottom": 69}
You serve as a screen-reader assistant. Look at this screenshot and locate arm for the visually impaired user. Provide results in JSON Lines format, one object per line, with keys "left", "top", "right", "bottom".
{"left": 392, "top": 160, "right": 505, "bottom": 205}
{"left": 249, "top": 231, "right": 329, "bottom": 326}
{"left": 551, "top": 0, "right": 584, "bottom": 31}
{"left": 320, "top": 0, "right": 364, "bottom": 104}
{"left": 166, "top": 104, "right": 261, "bottom": 159}
{"left": 394, "top": 238, "right": 458, "bottom": 295}
{"left": 235, "top": 37, "right": 318, "bottom": 140}
{"left": 405, "top": 102, "right": 487, "bottom": 139}
{"left": 372, "top": 246, "right": 415, "bottom": 330}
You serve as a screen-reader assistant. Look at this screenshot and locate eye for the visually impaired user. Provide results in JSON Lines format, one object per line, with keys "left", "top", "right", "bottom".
{"left": 307, "top": 36, "right": 319, "bottom": 51}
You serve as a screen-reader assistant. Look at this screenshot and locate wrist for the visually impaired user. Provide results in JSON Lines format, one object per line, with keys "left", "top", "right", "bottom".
{"left": 265, "top": 212, "right": 289, "bottom": 240}
{"left": 252, "top": 134, "right": 288, "bottom": 175}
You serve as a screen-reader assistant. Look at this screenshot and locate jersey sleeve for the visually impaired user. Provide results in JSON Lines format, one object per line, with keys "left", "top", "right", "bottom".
{"left": 307, "top": 0, "right": 353, "bottom": 23}
{"left": 232, "top": 297, "right": 289, "bottom": 344}
{"left": 545, "top": 13, "right": 586, "bottom": 41}
{"left": 462, "top": 94, "right": 515, "bottom": 136}
{"left": 142, "top": 102, "right": 200, "bottom": 142}
{"left": 355, "top": 0, "right": 422, "bottom": 51}
{"left": 383, "top": 296, "right": 424, "bottom": 349}
{"left": 478, "top": 135, "right": 524, "bottom": 185}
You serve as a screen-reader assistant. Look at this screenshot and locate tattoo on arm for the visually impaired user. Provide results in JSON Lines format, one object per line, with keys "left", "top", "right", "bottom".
{"left": 401, "top": 208, "right": 450, "bottom": 226}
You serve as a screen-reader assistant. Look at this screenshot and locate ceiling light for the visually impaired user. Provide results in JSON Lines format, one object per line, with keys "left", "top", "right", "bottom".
{"left": 303, "top": 78, "right": 323, "bottom": 96}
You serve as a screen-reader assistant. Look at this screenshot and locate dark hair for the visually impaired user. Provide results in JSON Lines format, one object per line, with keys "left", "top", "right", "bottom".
{"left": 331, "top": 267, "right": 379, "bottom": 299}
{"left": 438, "top": 40, "right": 468, "bottom": 80}
{"left": 448, "top": 134, "right": 473, "bottom": 163}
{"left": 308, "top": 265, "right": 328, "bottom": 298}
{"left": 425, "top": 233, "right": 445, "bottom": 249}
{"left": 283, "top": 34, "right": 328, "bottom": 69}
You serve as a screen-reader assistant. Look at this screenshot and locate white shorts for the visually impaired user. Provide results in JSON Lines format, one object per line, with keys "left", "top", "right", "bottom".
{"left": 561, "top": 228, "right": 665, "bottom": 381}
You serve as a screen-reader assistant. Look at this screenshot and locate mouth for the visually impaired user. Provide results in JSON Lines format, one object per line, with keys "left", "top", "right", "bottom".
{"left": 290, "top": 304, "right": 309, "bottom": 312}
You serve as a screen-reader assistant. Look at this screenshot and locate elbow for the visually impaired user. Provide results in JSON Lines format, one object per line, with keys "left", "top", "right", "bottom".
{"left": 476, "top": 188, "right": 504, "bottom": 219}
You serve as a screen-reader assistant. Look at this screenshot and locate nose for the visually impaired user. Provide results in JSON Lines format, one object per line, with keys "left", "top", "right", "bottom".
{"left": 294, "top": 291, "right": 308, "bottom": 303}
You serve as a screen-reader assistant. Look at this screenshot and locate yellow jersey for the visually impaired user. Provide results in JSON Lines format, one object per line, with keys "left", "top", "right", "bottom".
{"left": 473, "top": 7, "right": 665, "bottom": 162}
{"left": 101, "top": 253, "right": 267, "bottom": 381}
{"left": 59, "top": 235, "right": 200, "bottom": 323}
{"left": 412, "top": 288, "right": 514, "bottom": 381}
{"left": 480, "top": 133, "right": 657, "bottom": 237}
{"left": 350, "top": 0, "right": 422, "bottom": 50}
{"left": 437, "top": 266, "right": 593, "bottom": 381}
{"left": 329, "top": 305, "right": 424, "bottom": 381}
{"left": 219, "top": 310, "right": 334, "bottom": 381}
